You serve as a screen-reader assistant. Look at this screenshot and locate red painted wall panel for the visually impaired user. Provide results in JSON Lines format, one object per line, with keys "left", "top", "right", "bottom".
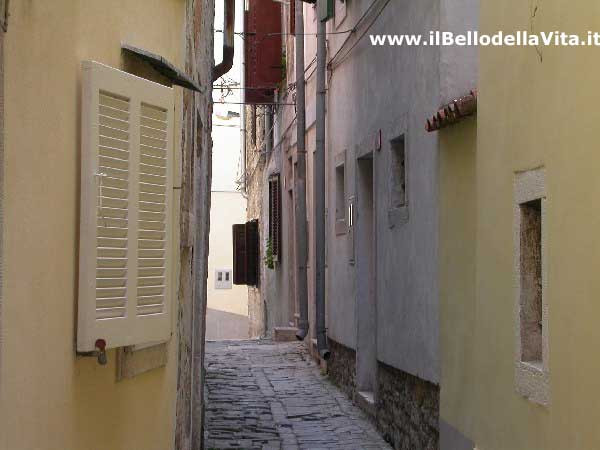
{"left": 244, "top": 0, "right": 282, "bottom": 104}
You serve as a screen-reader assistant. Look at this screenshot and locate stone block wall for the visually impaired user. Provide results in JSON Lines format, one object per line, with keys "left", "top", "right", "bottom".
{"left": 326, "top": 339, "right": 357, "bottom": 402}
{"left": 376, "top": 361, "right": 440, "bottom": 450}
{"left": 326, "top": 340, "right": 440, "bottom": 450}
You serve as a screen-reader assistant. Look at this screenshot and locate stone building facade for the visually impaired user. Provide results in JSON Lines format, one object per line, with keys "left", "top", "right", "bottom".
{"left": 244, "top": 104, "right": 268, "bottom": 338}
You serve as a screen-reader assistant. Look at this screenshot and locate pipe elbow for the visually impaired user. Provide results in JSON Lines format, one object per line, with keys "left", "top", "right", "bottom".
{"left": 213, "top": 0, "right": 236, "bottom": 82}
{"left": 295, "top": 327, "right": 309, "bottom": 341}
{"left": 213, "top": 46, "right": 234, "bottom": 81}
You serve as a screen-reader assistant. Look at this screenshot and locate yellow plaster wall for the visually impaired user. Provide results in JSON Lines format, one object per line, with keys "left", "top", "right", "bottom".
{"left": 0, "top": 2, "right": 185, "bottom": 449}
{"left": 442, "top": 1, "right": 600, "bottom": 449}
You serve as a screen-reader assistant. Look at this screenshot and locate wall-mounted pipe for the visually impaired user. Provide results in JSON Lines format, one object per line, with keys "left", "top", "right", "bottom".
{"left": 213, "top": 0, "right": 235, "bottom": 82}
{"left": 294, "top": 0, "right": 310, "bottom": 342}
{"left": 314, "top": 10, "right": 330, "bottom": 360}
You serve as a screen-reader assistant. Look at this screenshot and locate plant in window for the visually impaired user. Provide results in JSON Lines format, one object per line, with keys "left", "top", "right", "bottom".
{"left": 264, "top": 238, "right": 275, "bottom": 270}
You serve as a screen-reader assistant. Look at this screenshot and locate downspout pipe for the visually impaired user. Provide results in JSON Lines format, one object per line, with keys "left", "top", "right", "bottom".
{"left": 213, "top": 0, "right": 235, "bottom": 82}
{"left": 294, "top": 0, "right": 310, "bottom": 342}
{"left": 314, "top": 9, "right": 330, "bottom": 359}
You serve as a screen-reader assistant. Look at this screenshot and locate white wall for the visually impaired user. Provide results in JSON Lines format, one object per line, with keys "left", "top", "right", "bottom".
{"left": 207, "top": 0, "right": 248, "bottom": 340}
{"left": 206, "top": 191, "right": 249, "bottom": 339}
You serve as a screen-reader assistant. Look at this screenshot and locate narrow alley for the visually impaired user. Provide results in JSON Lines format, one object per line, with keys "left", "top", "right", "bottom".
{"left": 205, "top": 341, "right": 391, "bottom": 450}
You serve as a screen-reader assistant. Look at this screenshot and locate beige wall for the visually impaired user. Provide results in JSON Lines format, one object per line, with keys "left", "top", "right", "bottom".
{"left": 438, "top": 120, "right": 478, "bottom": 448}
{"left": 0, "top": 2, "right": 185, "bottom": 449}
{"left": 206, "top": 191, "right": 249, "bottom": 340}
{"left": 442, "top": 1, "right": 600, "bottom": 448}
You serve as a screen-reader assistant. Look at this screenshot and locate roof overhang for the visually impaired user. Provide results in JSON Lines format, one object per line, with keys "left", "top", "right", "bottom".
{"left": 426, "top": 90, "right": 477, "bottom": 132}
{"left": 121, "top": 43, "right": 203, "bottom": 93}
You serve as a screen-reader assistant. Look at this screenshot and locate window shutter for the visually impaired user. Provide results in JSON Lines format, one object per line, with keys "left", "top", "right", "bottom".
{"left": 78, "top": 61, "right": 174, "bottom": 352}
{"left": 269, "top": 175, "right": 282, "bottom": 260}
{"left": 246, "top": 220, "right": 259, "bottom": 286}
{"left": 233, "top": 224, "right": 247, "bottom": 285}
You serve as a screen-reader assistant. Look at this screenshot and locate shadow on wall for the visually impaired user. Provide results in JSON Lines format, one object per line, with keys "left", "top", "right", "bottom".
{"left": 206, "top": 308, "right": 250, "bottom": 340}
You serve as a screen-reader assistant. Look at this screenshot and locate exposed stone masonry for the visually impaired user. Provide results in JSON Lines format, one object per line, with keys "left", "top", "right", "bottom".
{"left": 326, "top": 339, "right": 357, "bottom": 400}
{"left": 326, "top": 340, "right": 440, "bottom": 450}
{"left": 376, "top": 362, "right": 439, "bottom": 450}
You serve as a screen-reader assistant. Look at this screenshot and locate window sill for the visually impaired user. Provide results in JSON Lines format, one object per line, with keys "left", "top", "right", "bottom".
{"left": 335, "top": 219, "right": 348, "bottom": 236}
{"left": 515, "top": 360, "right": 549, "bottom": 406}
{"left": 116, "top": 341, "right": 169, "bottom": 381}
{"left": 388, "top": 206, "right": 409, "bottom": 229}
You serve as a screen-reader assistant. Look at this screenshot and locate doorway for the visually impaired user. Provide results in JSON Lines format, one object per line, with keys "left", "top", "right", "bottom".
{"left": 356, "top": 153, "right": 377, "bottom": 397}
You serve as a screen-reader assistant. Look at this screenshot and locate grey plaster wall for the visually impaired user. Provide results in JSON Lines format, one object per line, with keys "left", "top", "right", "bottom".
{"left": 263, "top": 0, "right": 478, "bottom": 386}
{"left": 440, "top": 0, "right": 479, "bottom": 102}
{"left": 325, "top": 0, "right": 441, "bottom": 384}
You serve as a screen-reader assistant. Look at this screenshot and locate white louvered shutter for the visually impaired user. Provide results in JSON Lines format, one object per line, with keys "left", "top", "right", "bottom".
{"left": 78, "top": 61, "right": 174, "bottom": 352}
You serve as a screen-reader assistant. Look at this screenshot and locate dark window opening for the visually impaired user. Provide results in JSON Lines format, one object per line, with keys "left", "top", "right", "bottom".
{"left": 335, "top": 164, "right": 345, "bottom": 221}
{"left": 390, "top": 135, "right": 406, "bottom": 208}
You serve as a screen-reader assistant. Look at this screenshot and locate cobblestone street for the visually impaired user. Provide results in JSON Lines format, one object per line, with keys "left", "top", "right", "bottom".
{"left": 205, "top": 340, "right": 391, "bottom": 450}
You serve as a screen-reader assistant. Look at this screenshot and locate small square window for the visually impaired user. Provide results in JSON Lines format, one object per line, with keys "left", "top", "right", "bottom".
{"left": 215, "top": 269, "right": 233, "bottom": 289}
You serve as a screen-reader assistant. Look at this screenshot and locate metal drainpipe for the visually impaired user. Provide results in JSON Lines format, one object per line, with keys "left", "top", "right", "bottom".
{"left": 213, "top": 0, "right": 235, "bottom": 82}
{"left": 294, "top": 0, "right": 310, "bottom": 341}
{"left": 314, "top": 11, "right": 330, "bottom": 359}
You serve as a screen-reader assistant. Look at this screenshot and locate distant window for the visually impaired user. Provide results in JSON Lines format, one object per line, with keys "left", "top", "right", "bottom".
{"left": 335, "top": 164, "right": 345, "bottom": 221}
{"left": 390, "top": 135, "right": 406, "bottom": 209}
{"left": 215, "top": 269, "right": 233, "bottom": 289}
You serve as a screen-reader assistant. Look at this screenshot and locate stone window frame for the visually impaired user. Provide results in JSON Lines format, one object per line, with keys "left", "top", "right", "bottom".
{"left": 514, "top": 167, "right": 550, "bottom": 406}
{"left": 334, "top": 150, "right": 347, "bottom": 236}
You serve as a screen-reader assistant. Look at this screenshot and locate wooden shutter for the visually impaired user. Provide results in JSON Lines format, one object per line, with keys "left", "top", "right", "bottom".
{"left": 233, "top": 221, "right": 259, "bottom": 286}
{"left": 233, "top": 224, "right": 247, "bottom": 285}
{"left": 246, "top": 220, "right": 259, "bottom": 286}
{"left": 78, "top": 61, "right": 174, "bottom": 352}
{"left": 269, "top": 175, "right": 282, "bottom": 260}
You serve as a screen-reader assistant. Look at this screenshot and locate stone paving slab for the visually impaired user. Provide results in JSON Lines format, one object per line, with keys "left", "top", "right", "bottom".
{"left": 205, "top": 340, "right": 391, "bottom": 450}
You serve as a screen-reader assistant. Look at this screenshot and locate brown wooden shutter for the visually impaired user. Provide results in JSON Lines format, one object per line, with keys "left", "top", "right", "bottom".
{"left": 233, "top": 224, "right": 247, "bottom": 285}
{"left": 246, "top": 220, "right": 259, "bottom": 286}
{"left": 269, "top": 175, "right": 282, "bottom": 260}
{"left": 233, "top": 220, "right": 260, "bottom": 286}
